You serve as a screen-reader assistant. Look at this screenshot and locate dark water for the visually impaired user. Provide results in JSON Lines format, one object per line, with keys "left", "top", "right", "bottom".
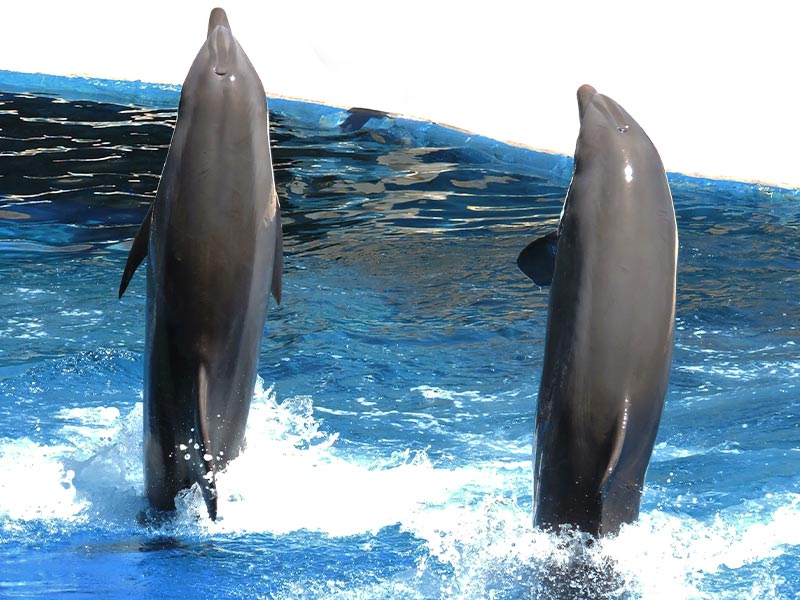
{"left": 0, "top": 89, "right": 798, "bottom": 599}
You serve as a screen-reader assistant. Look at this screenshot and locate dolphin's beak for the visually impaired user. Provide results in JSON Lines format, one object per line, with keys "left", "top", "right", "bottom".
{"left": 577, "top": 84, "right": 597, "bottom": 122}
{"left": 208, "top": 7, "right": 230, "bottom": 35}
{"left": 207, "top": 8, "right": 235, "bottom": 76}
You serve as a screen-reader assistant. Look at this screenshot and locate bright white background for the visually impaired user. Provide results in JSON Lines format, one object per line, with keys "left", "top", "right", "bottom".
{"left": 2, "top": 1, "right": 797, "bottom": 187}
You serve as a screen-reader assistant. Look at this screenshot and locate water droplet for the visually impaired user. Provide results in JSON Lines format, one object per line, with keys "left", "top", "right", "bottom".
{"left": 184, "top": 453, "right": 191, "bottom": 460}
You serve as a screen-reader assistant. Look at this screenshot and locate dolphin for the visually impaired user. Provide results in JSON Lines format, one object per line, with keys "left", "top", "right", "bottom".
{"left": 517, "top": 85, "right": 677, "bottom": 537}
{"left": 118, "top": 7, "right": 282, "bottom": 520}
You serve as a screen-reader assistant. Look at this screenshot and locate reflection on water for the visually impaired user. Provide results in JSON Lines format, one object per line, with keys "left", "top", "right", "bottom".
{"left": 0, "top": 92, "right": 569, "bottom": 261}
{"left": 1, "top": 91, "right": 798, "bottom": 396}
{"left": 1, "top": 90, "right": 798, "bottom": 369}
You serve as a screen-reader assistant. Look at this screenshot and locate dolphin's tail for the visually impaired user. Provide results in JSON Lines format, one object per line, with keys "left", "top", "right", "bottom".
{"left": 194, "top": 364, "right": 218, "bottom": 520}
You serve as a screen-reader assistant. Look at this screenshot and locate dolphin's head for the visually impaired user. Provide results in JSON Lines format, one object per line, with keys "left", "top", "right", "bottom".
{"left": 570, "top": 84, "right": 664, "bottom": 196}
{"left": 179, "top": 8, "right": 266, "bottom": 118}
{"left": 574, "top": 84, "right": 641, "bottom": 162}
{"left": 577, "top": 84, "right": 632, "bottom": 130}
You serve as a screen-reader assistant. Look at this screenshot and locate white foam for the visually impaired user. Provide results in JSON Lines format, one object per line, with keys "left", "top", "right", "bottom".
{"left": 651, "top": 440, "right": 708, "bottom": 462}
{"left": 199, "top": 381, "right": 505, "bottom": 536}
{"left": 0, "top": 438, "right": 88, "bottom": 523}
{"left": 411, "top": 385, "right": 484, "bottom": 409}
{"left": 0, "top": 379, "right": 796, "bottom": 598}
{"left": 393, "top": 493, "right": 800, "bottom": 599}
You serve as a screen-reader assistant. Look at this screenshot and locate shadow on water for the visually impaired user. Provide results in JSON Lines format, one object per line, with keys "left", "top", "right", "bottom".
{"left": 531, "top": 546, "right": 630, "bottom": 600}
{"left": 467, "top": 531, "right": 634, "bottom": 600}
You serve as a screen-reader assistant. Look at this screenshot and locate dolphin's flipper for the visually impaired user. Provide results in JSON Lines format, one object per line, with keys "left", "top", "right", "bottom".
{"left": 340, "top": 107, "right": 389, "bottom": 132}
{"left": 195, "top": 364, "right": 218, "bottom": 521}
{"left": 271, "top": 201, "right": 283, "bottom": 305}
{"left": 517, "top": 230, "right": 559, "bottom": 286}
{"left": 118, "top": 203, "right": 153, "bottom": 299}
{"left": 600, "top": 398, "right": 630, "bottom": 489}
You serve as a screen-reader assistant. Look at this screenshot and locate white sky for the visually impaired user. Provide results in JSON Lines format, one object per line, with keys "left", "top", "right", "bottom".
{"left": 2, "top": 1, "right": 797, "bottom": 188}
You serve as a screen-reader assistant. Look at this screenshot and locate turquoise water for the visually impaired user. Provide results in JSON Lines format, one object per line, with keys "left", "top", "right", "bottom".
{"left": 0, "top": 76, "right": 798, "bottom": 599}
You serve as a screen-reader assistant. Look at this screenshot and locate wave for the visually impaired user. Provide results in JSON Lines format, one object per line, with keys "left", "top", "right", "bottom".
{"left": 0, "top": 379, "right": 796, "bottom": 598}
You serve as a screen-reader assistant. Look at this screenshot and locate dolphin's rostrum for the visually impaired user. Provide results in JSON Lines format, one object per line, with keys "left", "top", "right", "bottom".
{"left": 119, "top": 7, "right": 282, "bottom": 520}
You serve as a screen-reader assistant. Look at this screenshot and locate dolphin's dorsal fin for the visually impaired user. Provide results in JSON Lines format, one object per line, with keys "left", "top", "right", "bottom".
{"left": 600, "top": 397, "right": 630, "bottom": 489}
{"left": 195, "top": 364, "right": 218, "bottom": 521}
{"left": 118, "top": 203, "right": 153, "bottom": 299}
{"left": 270, "top": 194, "right": 283, "bottom": 305}
{"left": 517, "top": 230, "right": 559, "bottom": 286}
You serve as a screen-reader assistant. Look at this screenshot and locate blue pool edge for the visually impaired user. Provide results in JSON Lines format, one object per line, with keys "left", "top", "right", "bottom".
{"left": 1, "top": 68, "right": 797, "bottom": 199}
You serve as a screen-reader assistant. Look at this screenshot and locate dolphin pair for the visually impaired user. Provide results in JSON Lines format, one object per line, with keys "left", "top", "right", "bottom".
{"left": 119, "top": 8, "right": 282, "bottom": 520}
{"left": 117, "top": 8, "right": 674, "bottom": 532}
{"left": 518, "top": 85, "right": 678, "bottom": 536}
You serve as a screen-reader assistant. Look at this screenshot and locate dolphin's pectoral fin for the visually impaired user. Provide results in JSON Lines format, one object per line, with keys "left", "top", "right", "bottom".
{"left": 195, "top": 364, "right": 218, "bottom": 521}
{"left": 600, "top": 397, "right": 630, "bottom": 490}
{"left": 517, "top": 231, "right": 559, "bottom": 286}
{"left": 118, "top": 203, "right": 153, "bottom": 299}
{"left": 271, "top": 199, "right": 283, "bottom": 305}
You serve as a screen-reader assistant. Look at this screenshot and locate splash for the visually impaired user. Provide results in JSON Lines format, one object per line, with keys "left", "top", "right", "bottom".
{"left": 0, "top": 378, "right": 499, "bottom": 538}
{"left": 397, "top": 494, "right": 800, "bottom": 599}
{"left": 0, "top": 379, "right": 797, "bottom": 599}
{"left": 0, "top": 438, "right": 87, "bottom": 525}
{"left": 185, "top": 381, "right": 506, "bottom": 536}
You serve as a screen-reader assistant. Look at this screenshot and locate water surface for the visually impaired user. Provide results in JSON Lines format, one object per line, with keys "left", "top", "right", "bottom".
{"left": 0, "top": 89, "right": 798, "bottom": 599}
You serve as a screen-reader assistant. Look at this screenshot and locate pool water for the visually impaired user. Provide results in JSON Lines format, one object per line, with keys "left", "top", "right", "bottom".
{"left": 0, "top": 87, "right": 798, "bottom": 599}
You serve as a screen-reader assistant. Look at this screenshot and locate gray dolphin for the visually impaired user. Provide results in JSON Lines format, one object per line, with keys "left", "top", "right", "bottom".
{"left": 517, "top": 85, "right": 677, "bottom": 536}
{"left": 119, "top": 7, "right": 282, "bottom": 521}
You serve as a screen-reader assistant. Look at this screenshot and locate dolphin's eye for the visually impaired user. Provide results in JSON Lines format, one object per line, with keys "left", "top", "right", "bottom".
{"left": 617, "top": 125, "right": 629, "bottom": 134}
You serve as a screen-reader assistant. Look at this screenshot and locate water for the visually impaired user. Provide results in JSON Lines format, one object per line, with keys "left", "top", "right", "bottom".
{"left": 0, "top": 85, "right": 798, "bottom": 599}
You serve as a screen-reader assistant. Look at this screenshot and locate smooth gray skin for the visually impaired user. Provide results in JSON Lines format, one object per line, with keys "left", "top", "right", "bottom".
{"left": 119, "top": 7, "right": 282, "bottom": 521}
{"left": 519, "top": 85, "right": 677, "bottom": 537}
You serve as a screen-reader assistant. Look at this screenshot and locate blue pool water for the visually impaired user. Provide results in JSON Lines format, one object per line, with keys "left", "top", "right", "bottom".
{"left": 0, "top": 77, "right": 798, "bottom": 599}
